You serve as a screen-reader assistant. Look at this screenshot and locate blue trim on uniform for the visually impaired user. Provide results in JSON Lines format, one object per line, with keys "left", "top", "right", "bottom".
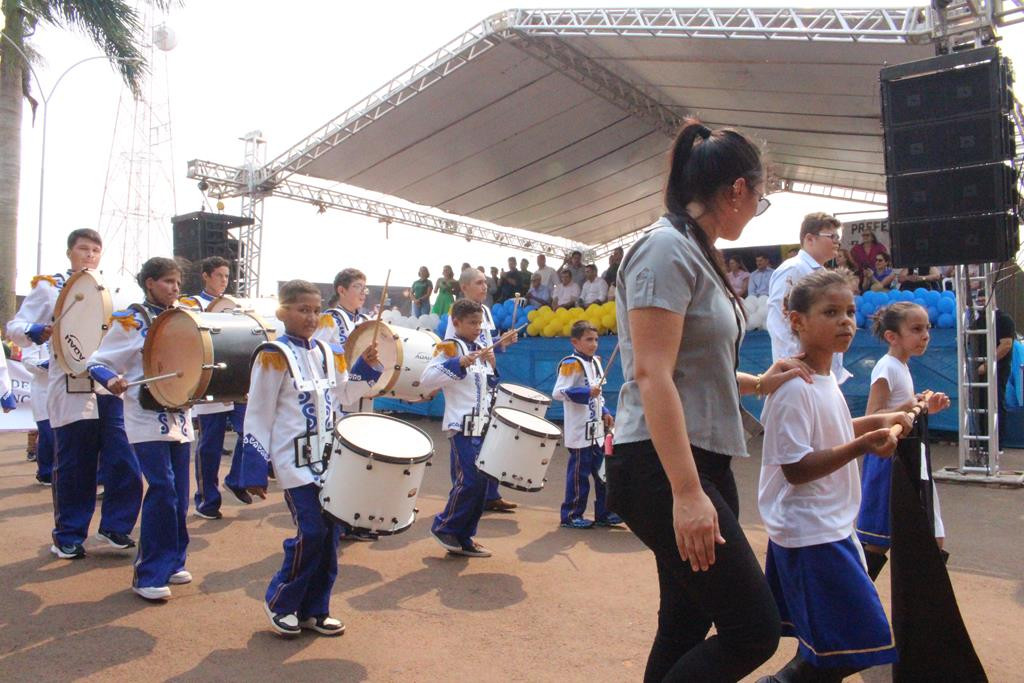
{"left": 27, "top": 323, "right": 47, "bottom": 344}
{"left": 564, "top": 386, "right": 592, "bottom": 404}
{"left": 350, "top": 356, "right": 382, "bottom": 383}
{"left": 283, "top": 334, "right": 315, "bottom": 349}
{"left": 194, "top": 412, "right": 229, "bottom": 515}
{"left": 1, "top": 392, "right": 15, "bottom": 411}
{"left": 88, "top": 364, "right": 117, "bottom": 386}
{"left": 133, "top": 440, "right": 190, "bottom": 588}
{"left": 266, "top": 483, "right": 341, "bottom": 618}
{"left": 432, "top": 435, "right": 489, "bottom": 542}
{"left": 223, "top": 404, "right": 266, "bottom": 490}
{"left": 766, "top": 536, "right": 898, "bottom": 669}
{"left": 441, "top": 356, "right": 466, "bottom": 379}
{"left": 857, "top": 454, "right": 892, "bottom": 548}
{"left": 560, "top": 445, "right": 608, "bottom": 523}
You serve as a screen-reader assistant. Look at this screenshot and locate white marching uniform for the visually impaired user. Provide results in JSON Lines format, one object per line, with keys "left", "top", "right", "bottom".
{"left": 87, "top": 303, "right": 192, "bottom": 444}
{"left": 443, "top": 305, "right": 496, "bottom": 347}
{"left": 552, "top": 353, "right": 608, "bottom": 448}
{"left": 313, "top": 306, "right": 371, "bottom": 413}
{"left": 0, "top": 353, "right": 15, "bottom": 410}
{"left": 178, "top": 291, "right": 233, "bottom": 417}
{"left": 419, "top": 338, "right": 495, "bottom": 434}
{"left": 20, "top": 343, "right": 51, "bottom": 422}
{"left": 6, "top": 272, "right": 108, "bottom": 428}
{"left": 241, "top": 334, "right": 381, "bottom": 490}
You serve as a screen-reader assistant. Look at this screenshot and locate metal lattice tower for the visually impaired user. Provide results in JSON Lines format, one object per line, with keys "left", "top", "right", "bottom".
{"left": 97, "top": 12, "right": 178, "bottom": 279}
{"left": 235, "top": 131, "right": 268, "bottom": 297}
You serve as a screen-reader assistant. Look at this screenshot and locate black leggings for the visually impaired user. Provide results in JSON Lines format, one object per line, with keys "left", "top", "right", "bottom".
{"left": 607, "top": 441, "right": 780, "bottom": 682}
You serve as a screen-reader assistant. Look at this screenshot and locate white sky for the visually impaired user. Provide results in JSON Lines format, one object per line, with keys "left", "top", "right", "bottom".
{"left": 8, "top": 1, "right": 1022, "bottom": 294}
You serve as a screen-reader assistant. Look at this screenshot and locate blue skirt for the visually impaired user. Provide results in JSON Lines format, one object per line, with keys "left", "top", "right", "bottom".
{"left": 766, "top": 536, "right": 899, "bottom": 669}
{"left": 857, "top": 453, "right": 892, "bottom": 548}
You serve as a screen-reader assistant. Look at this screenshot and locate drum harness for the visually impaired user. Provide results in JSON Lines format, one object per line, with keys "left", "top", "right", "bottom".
{"left": 453, "top": 337, "right": 492, "bottom": 439}
{"left": 253, "top": 338, "right": 337, "bottom": 475}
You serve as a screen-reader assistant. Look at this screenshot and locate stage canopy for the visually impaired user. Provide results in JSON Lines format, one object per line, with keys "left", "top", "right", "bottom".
{"left": 259, "top": 7, "right": 934, "bottom": 248}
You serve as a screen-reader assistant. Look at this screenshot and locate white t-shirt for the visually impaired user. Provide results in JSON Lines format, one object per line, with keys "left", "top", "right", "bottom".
{"left": 553, "top": 281, "right": 580, "bottom": 308}
{"left": 759, "top": 372, "right": 860, "bottom": 548}
{"left": 580, "top": 277, "right": 609, "bottom": 306}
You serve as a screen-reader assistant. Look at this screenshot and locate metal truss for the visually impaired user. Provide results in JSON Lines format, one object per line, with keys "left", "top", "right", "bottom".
{"left": 507, "top": 31, "right": 681, "bottom": 138}
{"left": 994, "top": 0, "right": 1024, "bottom": 26}
{"left": 928, "top": 0, "right": 1000, "bottom": 52}
{"left": 236, "top": 131, "right": 268, "bottom": 297}
{"left": 782, "top": 180, "right": 888, "bottom": 206}
{"left": 187, "top": 159, "right": 584, "bottom": 258}
{"left": 506, "top": 7, "right": 932, "bottom": 43}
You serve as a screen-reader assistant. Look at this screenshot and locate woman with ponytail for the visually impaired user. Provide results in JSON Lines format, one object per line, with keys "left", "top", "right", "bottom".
{"left": 606, "top": 120, "right": 808, "bottom": 681}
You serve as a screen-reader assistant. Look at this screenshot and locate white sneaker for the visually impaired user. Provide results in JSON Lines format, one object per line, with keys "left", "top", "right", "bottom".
{"left": 264, "top": 602, "right": 301, "bottom": 636}
{"left": 133, "top": 585, "right": 171, "bottom": 601}
{"left": 169, "top": 570, "right": 192, "bottom": 585}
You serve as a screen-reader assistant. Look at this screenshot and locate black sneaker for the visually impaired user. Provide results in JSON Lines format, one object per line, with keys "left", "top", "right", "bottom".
{"left": 96, "top": 530, "right": 136, "bottom": 549}
{"left": 26, "top": 451, "right": 37, "bottom": 462}
{"left": 299, "top": 614, "right": 345, "bottom": 636}
{"left": 51, "top": 543, "right": 86, "bottom": 559}
{"left": 194, "top": 508, "right": 223, "bottom": 520}
{"left": 430, "top": 530, "right": 462, "bottom": 553}
{"left": 450, "top": 540, "right": 492, "bottom": 558}
{"left": 226, "top": 485, "right": 253, "bottom": 505}
{"left": 36, "top": 475, "right": 52, "bottom": 487}
{"left": 267, "top": 462, "right": 276, "bottom": 480}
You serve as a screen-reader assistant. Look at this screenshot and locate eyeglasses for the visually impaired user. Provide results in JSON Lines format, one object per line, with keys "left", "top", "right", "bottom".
{"left": 755, "top": 195, "right": 771, "bottom": 217}
{"left": 815, "top": 232, "right": 842, "bottom": 243}
{"left": 347, "top": 284, "right": 368, "bottom": 293}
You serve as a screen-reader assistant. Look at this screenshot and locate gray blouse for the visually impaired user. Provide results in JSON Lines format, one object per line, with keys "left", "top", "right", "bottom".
{"left": 614, "top": 216, "right": 749, "bottom": 457}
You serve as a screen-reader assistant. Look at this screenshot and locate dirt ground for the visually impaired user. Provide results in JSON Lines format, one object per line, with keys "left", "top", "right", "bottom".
{"left": 0, "top": 419, "right": 1021, "bottom": 682}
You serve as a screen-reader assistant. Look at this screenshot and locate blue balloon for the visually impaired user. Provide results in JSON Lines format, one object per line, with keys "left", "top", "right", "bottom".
{"left": 941, "top": 289, "right": 956, "bottom": 299}
{"left": 938, "top": 298, "right": 955, "bottom": 314}
{"left": 927, "top": 306, "right": 939, "bottom": 323}
{"left": 926, "top": 290, "right": 941, "bottom": 305}
{"left": 887, "top": 289, "right": 901, "bottom": 301}
{"left": 900, "top": 290, "right": 916, "bottom": 301}
{"left": 860, "top": 302, "right": 877, "bottom": 317}
{"left": 853, "top": 295, "right": 863, "bottom": 307}
{"left": 856, "top": 312, "right": 866, "bottom": 328}
{"left": 937, "top": 313, "right": 955, "bottom": 329}
{"left": 872, "top": 291, "right": 889, "bottom": 306}
{"left": 914, "top": 287, "right": 930, "bottom": 299}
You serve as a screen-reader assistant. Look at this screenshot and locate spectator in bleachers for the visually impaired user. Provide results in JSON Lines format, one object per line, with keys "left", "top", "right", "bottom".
{"left": 726, "top": 256, "right": 749, "bottom": 298}
{"left": 579, "top": 264, "right": 609, "bottom": 307}
{"left": 834, "top": 249, "right": 861, "bottom": 294}
{"left": 519, "top": 258, "right": 532, "bottom": 287}
{"left": 497, "top": 269, "right": 521, "bottom": 303}
{"left": 850, "top": 229, "right": 887, "bottom": 278}
{"left": 748, "top": 254, "right": 774, "bottom": 298}
{"left": 526, "top": 273, "right": 552, "bottom": 308}
{"left": 487, "top": 266, "right": 500, "bottom": 304}
{"left": 535, "top": 254, "right": 558, "bottom": 291}
{"left": 505, "top": 257, "right": 525, "bottom": 292}
{"left": 553, "top": 268, "right": 581, "bottom": 309}
{"left": 602, "top": 246, "right": 624, "bottom": 288}
{"left": 566, "top": 250, "right": 586, "bottom": 286}
{"left": 431, "top": 265, "right": 458, "bottom": 314}
{"left": 898, "top": 265, "right": 941, "bottom": 291}
{"left": 410, "top": 267, "right": 433, "bottom": 317}
{"left": 863, "top": 252, "right": 897, "bottom": 292}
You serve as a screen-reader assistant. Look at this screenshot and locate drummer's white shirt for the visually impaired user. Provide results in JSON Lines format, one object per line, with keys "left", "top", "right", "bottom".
{"left": 242, "top": 334, "right": 380, "bottom": 490}
{"left": 5, "top": 272, "right": 110, "bottom": 428}
{"left": 313, "top": 306, "right": 370, "bottom": 413}
{"left": 20, "top": 344, "right": 51, "bottom": 423}
{"left": 179, "top": 290, "right": 234, "bottom": 416}
{"left": 443, "top": 305, "right": 495, "bottom": 347}
{"left": 87, "top": 303, "right": 193, "bottom": 443}
{"left": 552, "top": 353, "right": 608, "bottom": 449}
{"left": 420, "top": 337, "right": 495, "bottom": 434}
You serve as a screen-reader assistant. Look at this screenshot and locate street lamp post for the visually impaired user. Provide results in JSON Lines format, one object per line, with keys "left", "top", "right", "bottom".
{"left": 0, "top": 31, "right": 140, "bottom": 273}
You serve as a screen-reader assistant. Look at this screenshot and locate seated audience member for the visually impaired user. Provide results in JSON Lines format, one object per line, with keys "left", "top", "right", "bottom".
{"left": 553, "top": 269, "right": 581, "bottom": 309}
{"left": 898, "top": 265, "right": 941, "bottom": 291}
{"left": 864, "top": 252, "right": 897, "bottom": 292}
{"left": 579, "top": 264, "right": 608, "bottom": 307}
{"left": 748, "top": 254, "right": 774, "bottom": 298}
{"left": 526, "top": 273, "right": 552, "bottom": 308}
{"left": 851, "top": 229, "right": 887, "bottom": 277}
{"left": 726, "top": 257, "right": 749, "bottom": 298}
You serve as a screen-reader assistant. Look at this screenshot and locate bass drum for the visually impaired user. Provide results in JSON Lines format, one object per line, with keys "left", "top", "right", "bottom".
{"left": 476, "top": 407, "right": 562, "bottom": 492}
{"left": 343, "top": 320, "right": 440, "bottom": 402}
{"left": 52, "top": 269, "right": 142, "bottom": 377}
{"left": 493, "top": 382, "right": 551, "bottom": 415}
{"left": 142, "top": 308, "right": 275, "bottom": 409}
{"left": 320, "top": 413, "right": 433, "bottom": 535}
{"left": 206, "top": 295, "right": 284, "bottom": 337}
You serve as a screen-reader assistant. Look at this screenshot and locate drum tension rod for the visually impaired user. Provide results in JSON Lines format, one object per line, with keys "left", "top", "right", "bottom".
{"left": 202, "top": 362, "right": 228, "bottom": 371}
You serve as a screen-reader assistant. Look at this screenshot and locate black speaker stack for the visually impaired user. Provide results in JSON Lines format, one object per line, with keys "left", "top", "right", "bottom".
{"left": 881, "top": 46, "right": 1018, "bottom": 267}
{"left": 170, "top": 211, "right": 252, "bottom": 295}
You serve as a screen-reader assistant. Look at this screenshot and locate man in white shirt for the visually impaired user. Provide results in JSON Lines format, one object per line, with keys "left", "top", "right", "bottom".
{"left": 766, "top": 213, "right": 851, "bottom": 383}
{"left": 534, "top": 254, "right": 558, "bottom": 291}
{"left": 748, "top": 254, "right": 774, "bottom": 298}
{"left": 553, "top": 269, "right": 581, "bottom": 309}
{"left": 579, "top": 264, "right": 609, "bottom": 306}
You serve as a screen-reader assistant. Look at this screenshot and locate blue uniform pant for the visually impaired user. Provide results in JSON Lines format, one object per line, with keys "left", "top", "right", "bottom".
{"left": 432, "top": 435, "right": 489, "bottom": 542}
{"left": 266, "top": 484, "right": 340, "bottom": 618}
{"left": 35, "top": 419, "right": 55, "bottom": 481}
{"left": 51, "top": 401, "right": 142, "bottom": 547}
{"left": 134, "top": 440, "right": 190, "bottom": 588}
{"left": 561, "top": 445, "right": 608, "bottom": 523}
{"left": 448, "top": 441, "right": 501, "bottom": 503}
{"left": 194, "top": 405, "right": 248, "bottom": 514}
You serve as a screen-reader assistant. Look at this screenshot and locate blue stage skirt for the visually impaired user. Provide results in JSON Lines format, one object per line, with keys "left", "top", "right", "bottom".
{"left": 766, "top": 536, "right": 899, "bottom": 669}
{"left": 857, "top": 453, "right": 892, "bottom": 548}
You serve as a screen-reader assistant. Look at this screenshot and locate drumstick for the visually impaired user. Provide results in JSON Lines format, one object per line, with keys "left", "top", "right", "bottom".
{"left": 372, "top": 269, "right": 391, "bottom": 349}
{"left": 123, "top": 370, "right": 183, "bottom": 389}
{"left": 510, "top": 294, "right": 522, "bottom": 330}
{"left": 477, "top": 322, "right": 529, "bottom": 355}
{"left": 889, "top": 390, "right": 934, "bottom": 438}
{"left": 597, "top": 342, "right": 621, "bottom": 388}
{"left": 51, "top": 293, "right": 85, "bottom": 327}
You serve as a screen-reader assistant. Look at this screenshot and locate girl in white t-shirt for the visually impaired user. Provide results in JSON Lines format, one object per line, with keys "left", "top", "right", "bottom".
{"left": 758, "top": 270, "right": 912, "bottom": 681}
{"left": 857, "top": 302, "right": 951, "bottom": 580}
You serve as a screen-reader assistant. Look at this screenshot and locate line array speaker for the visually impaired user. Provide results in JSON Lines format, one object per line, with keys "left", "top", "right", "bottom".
{"left": 171, "top": 211, "right": 252, "bottom": 295}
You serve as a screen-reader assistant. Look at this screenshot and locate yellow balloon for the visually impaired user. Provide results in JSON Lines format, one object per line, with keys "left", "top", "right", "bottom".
{"left": 538, "top": 305, "right": 553, "bottom": 316}
{"left": 586, "top": 303, "right": 601, "bottom": 315}
{"left": 527, "top": 322, "right": 540, "bottom": 336}
{"left": 570, "top": 307, "right": 584, "bottom": 316}
{"left": 561, "top": 323, "right": 572, "bottom": 336}
{"left": 527, "top": 310, "right": 538, "bottom": 322}
{"left": 601, "top": 314, "right": 614, "bottom": 330}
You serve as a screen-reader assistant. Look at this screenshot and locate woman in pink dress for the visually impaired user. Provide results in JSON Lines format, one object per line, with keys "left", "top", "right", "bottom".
{"left": 850, "top": 230, "right": 887, "bottom": 278}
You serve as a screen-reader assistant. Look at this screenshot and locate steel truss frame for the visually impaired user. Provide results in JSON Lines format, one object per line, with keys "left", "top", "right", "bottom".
{"left": 186, "top": 159, "right": 583, "bottom": 259}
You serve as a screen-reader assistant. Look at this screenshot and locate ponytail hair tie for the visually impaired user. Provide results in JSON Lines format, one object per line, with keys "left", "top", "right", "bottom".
{"left": 696, "top": 125, "right": 712, "bottom": 140}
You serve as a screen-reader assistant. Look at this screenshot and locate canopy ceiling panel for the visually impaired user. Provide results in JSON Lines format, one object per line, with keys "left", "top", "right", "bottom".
{"left": 265, "top": 7, "right": 934, "bottom": 246}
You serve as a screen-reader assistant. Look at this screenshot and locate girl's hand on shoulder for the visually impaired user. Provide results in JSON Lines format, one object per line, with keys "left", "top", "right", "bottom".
{"left": 760, "top": 354, "right": 813, "bottom": 394}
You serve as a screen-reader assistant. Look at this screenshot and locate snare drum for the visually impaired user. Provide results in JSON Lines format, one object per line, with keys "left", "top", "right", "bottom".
{"left": 141, "top": 308, "right": 275, "bottom": 409}
{"left": 493, "top": 382, "right": 551, "bottom": 415}
{"left": 206, "top": 295, "right": 284, "bottom": 337}
{"left": 477, "top": 407, "right": 562, "bottom": 492}
{"left": 343, "top": 321, "right": 440, "bottom": 402}
{"left": 319, "top": 413, "right": 433, "bottom": 535}
{"left": 52, "top": 269, "right": 142, "bottom": 376}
